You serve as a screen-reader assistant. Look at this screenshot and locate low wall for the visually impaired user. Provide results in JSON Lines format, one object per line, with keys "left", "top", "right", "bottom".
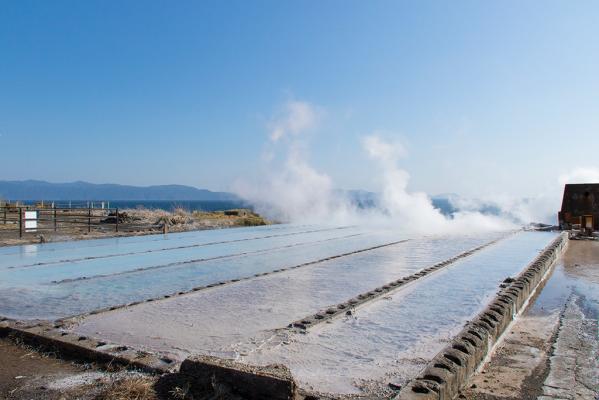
{"left": 396, "top": 232, "right": 568, "bottom": 400}
{"left": 0, "top": 320, "right": 175, "bottom": 373}
{"left": 180, "top": 356, "right": 297, "bottom": 400}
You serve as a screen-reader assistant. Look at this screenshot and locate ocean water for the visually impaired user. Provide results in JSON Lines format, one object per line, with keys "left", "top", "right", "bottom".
{"left": 19, "top": 200, "right": 249, "bottom": 212}
{"left": 19, "top": 198, "right": 461, "bottom": 214}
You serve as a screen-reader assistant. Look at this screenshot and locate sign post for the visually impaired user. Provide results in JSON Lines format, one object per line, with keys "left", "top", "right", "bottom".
{"left": 24, "top": 210, "right": 38, "bottom": 233}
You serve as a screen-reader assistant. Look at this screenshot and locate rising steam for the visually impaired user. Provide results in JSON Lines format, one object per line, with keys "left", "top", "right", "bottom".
{"left": 234, "top": 100, "right": 348, "bottom": 223}
{"left": 361, "top": 135, "right": 515, "bottom": 233}
{"left": 234, "top": 99, "right": 594, "bottom": 232}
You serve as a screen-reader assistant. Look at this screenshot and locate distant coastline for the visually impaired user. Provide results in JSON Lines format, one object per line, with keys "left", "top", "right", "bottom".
{"left": 0, "top": 180, "right": 239, "bottom": 202}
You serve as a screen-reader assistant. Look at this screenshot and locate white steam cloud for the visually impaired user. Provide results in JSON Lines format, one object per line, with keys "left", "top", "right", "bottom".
{"left": 447, "top": 166, "right": 599, "bottom": 226}
{"left": 362, "top": 135, "right": 514, "bottom": 233}
{"left": 235, "top": 100, "right": 348, "bottom": 223}
{"left": 269, "top": 100, "right": 320, "bottom": 142}
{"left": 234, "top": 99, "right": 598, "bottom": 232}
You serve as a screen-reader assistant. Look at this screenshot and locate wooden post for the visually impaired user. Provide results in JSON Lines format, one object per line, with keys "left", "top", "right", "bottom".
{"left": 115, "top": 207, "right": 119, "bottom": 232}
{"left": 88, "top": 207, "right": 91, "bottom": 233}
{"left": 3, "top": 207, "right": 5, "bottom": 225}
{"left": 53, "top": 206, "right": 57, "bottom": 232}
{"left": 19, "top": 207, "right": 22, "bottom": 238}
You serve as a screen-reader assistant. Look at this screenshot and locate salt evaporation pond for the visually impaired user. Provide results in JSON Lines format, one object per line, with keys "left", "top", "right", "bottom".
{"left": 0, "top": 224, "right": 380, "bottom": 319}
{"left": 0, "top": 225, "right": 557, "bottom": 397}
{"left": 242, "top": 231, "right": 557, "bottom": 394}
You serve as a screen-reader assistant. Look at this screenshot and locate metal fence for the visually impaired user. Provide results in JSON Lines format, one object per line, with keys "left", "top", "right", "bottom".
{"left": 0, "top": 206, "right": 164, "bottom": 238}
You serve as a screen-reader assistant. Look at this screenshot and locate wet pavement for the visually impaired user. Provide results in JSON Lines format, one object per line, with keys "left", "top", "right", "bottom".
{"left": 538, "top": 240, "right": 599, "bottom": 400}
{"left": 463, "top": 239, "right": 599, "bottom": 400}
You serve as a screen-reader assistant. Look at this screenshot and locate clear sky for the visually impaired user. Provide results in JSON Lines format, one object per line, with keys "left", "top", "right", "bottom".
{"left": 1, "top": 1, "right": 598, "bottom": 197}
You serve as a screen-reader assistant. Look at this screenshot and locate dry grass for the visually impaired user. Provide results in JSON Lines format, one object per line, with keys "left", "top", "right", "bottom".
{"left": 168, "top": 383, "right": 190, "bottom": 399}
{"left": 123, "top": 207, "right": 269, "bottom": 230}
{"left": 0, "top": 207, "right": 270, "bottom": 247}
{"left": 95, "top": 376, "right": 158, "bottom": 400}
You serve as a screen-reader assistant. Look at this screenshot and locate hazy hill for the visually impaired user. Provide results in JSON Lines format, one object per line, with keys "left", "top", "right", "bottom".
{"left": 0, "top": 180, "right": 239, "bottom": 201}
{"left": 343, "top": 189, "right": 459, "bottom": 216}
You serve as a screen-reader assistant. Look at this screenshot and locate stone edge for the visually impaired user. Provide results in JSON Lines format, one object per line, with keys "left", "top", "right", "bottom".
{"left": 396, "top": 232, "right": 568, "bottom": 400}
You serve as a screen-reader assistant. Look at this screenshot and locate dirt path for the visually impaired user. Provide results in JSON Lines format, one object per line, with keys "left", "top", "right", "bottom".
{"left": 0, "top": 337, "right": 162, "bottom": 400}
{"left": 0, "top": 336, "right": 93, "bottom": 399}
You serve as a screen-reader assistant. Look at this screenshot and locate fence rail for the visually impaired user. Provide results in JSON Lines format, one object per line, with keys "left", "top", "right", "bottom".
{"left": 1, "top": 206, "right": 165, "bottom": 238}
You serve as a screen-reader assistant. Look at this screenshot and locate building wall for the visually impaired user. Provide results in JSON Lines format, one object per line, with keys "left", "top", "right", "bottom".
{"left": 559, "top": 184, "right": 599, "bottom": 230}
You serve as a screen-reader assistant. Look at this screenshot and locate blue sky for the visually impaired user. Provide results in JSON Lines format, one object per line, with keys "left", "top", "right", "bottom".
{"left": 1, "top": 1, "right": 598, "bottom": 197}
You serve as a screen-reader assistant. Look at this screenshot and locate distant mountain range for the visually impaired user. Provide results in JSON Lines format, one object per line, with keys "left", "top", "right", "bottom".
{"left": 0, "top": 180, "right": 239, "bottom": 201}
{"left": 341, "top": 190, "right": 502, "bottom": 217}
{"left": 0, "top": 180, "right": 506, "bottom": 219}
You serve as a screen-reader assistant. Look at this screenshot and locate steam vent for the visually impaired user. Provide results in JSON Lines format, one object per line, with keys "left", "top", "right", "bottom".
{"left": 558, "top": 183, "right": 599, "bottom": 232}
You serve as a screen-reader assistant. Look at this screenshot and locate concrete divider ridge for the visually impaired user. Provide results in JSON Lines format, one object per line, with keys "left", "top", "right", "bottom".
{"left": 397, "top": 232, "right": 568, "bottom": 400}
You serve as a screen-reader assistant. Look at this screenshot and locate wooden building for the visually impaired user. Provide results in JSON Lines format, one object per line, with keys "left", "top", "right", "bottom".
{"left": 558, "top": 183, "right": 599, "bottom": 232}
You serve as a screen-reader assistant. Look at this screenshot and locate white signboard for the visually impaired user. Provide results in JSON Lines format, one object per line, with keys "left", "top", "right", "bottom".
{"left": 25, "top": 220, "right": 38, "bottom": 230}
{"left": 24, "top": 211, "right": 38, "bottom": 232}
